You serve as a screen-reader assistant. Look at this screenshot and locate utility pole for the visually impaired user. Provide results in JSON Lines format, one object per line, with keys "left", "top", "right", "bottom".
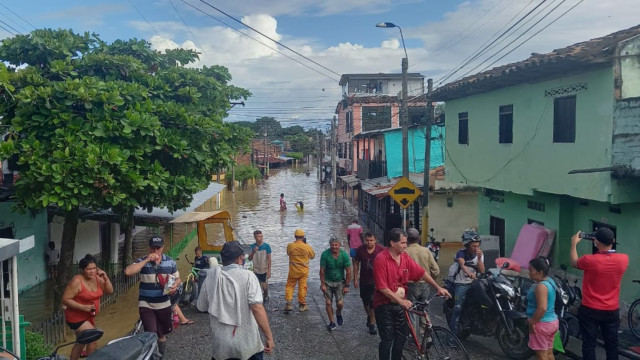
{"left": 401, "top": 57, "right": 409, "bottom": 178}
{"left": 263, "top": 127, "right": 269, "bottom": 177}
{"left": 331, "top": 116, "right": 337, "bottom": 190}
{"left": 421, "top": 79, "right": 434, "bottom": 245}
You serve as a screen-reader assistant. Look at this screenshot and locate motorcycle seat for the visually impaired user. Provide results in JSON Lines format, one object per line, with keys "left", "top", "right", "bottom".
{"left": 87, "top": 332, "right": 157, "bottom": 359}
{"left": 488, "top": 268, "right": 520, "bottom": 279}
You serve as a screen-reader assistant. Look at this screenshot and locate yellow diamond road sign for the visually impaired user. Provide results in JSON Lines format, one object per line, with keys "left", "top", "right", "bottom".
{"left": 389, "top": 177, "right": 422, "bottom": 209}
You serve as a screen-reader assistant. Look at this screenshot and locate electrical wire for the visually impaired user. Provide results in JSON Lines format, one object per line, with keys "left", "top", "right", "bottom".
{"left": 128, "top": 0, "right": 161, "bottom": 36}
{"left": 168, "top": 0, "right": 208, "bottom": 62}
{"left": 0, "top": 21, "right": 16, "bottom": 36}
{"left": 0, "top": 3, "right": 36, "bottom": 31}
{"left": 179, "top": 0, "right": 340, "bottom": 82}
{"left": 0, "top": 18, "right": 21, "bottom": 35}
{"left": 197, "top": 0, "right": 342, "bottom": 78}
{"left": 435, "top": 0, "right": 548, "bottom": 88}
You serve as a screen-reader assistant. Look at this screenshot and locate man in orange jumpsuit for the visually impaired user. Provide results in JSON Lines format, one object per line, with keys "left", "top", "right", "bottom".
{"left": 285, "top": 229, "right": 315, "bottom": 312}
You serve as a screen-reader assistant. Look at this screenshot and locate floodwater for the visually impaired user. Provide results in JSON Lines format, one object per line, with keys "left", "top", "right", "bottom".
{"left": 25, "top": 165, "right": 360, "bottom": 352}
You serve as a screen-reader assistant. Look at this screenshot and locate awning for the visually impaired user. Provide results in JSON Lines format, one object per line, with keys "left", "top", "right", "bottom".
{"left": 338, "top": 174, "right": 359, "bottom": 187}
{"left": 360, "top": 177, "right": 398, "bottom": 199}
{"left": 170, "top": 211, "right": 230, "bottom": 224}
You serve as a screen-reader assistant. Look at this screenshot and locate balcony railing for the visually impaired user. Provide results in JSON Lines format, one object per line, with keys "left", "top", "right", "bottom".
{"left": 357, "top": 160, "right": 387, "bottom": 180}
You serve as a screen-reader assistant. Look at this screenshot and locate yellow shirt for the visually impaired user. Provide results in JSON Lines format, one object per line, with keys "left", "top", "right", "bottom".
{"left": 287, "top": 240, "right": 315, "bottom": 275}
{"left": 405, "top": 243, "right": 440, "bottom": 280}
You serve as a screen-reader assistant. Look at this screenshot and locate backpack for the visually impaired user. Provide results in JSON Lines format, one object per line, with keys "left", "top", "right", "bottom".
{"left": 445, "top": 262, "right": 462, "bottom": 294}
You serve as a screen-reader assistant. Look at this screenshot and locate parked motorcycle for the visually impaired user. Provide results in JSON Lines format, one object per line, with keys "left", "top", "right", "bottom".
{"left": 0, "top": 329, "right": 158, "bottom": 360}
{"left": 554, "top": 264, "right": 582, "bottom": 347}
{"left": 425, "top": 228, "right": 444, "bottom": 262}
{"left": 443, "top": 262, "right": 533, "bottom": 359}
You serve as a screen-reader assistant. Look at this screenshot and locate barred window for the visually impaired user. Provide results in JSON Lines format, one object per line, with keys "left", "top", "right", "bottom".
{"left": 499, "top": 105, "right": 513, "bottom": 144}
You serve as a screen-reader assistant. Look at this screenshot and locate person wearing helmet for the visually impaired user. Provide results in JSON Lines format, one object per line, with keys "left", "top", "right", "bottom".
{"left": 320, "top": 235, "right": 352, "bottom": 331}
{"left": 450, "top": 229, "right": 484, "bottom": 337}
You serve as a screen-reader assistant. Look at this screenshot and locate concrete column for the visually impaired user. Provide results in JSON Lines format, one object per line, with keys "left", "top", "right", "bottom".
{"left": 110, "top": 222, "right": 120, "bottom": 264}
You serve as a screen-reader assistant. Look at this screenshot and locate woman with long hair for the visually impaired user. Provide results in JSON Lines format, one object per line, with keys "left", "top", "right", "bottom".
{"left": 62, "top": 254, "right": 113, "bottom": 360}
{"left": 527, "top": 257, "right": 559, "bottom": 360}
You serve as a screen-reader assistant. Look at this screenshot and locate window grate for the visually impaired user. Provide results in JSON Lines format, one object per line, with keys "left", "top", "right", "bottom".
{"left": 458, "top": 112, "right": 469, "bottom": 145}
{"left": 527, "top": 200, "right": 545, "bottom": 212}
{"left": 545, "top": 83, "right": 588, "bottom": 97}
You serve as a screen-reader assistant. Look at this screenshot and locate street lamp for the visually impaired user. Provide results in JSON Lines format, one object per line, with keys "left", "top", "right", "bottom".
{"left": 377, "top": 22, "right": 409, "bottom": 179}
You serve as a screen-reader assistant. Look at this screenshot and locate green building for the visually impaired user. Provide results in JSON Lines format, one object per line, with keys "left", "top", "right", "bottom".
{"left": 432, "top": 25, "right": 640, "bottom": 307}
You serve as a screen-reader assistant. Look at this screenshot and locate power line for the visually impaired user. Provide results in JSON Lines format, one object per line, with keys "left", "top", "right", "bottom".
{"left": 179, "top": 0, "right": 340, "bottom": 82}
{"left": 0, "top": 3, "right": 36, "bottom": 31}
{"left": 0, "top": 21, "right": 16, "bottom": 36}
{"left": 168, "top": 0, "right": 209, "bottom": 62}
{"left": 197, "top": 0, "right": 342, "bottom": 78}
{"left": 435, "top": 0, "right": 548, "bottom": 87}
{"left": 128, "top": 0, "right": 161, "bottom": 36}
{"left": 454, "top": 0, "right": 568, "bottom": 81}
{"left": 0, "top": 18, "right": 20, "bottom": 35}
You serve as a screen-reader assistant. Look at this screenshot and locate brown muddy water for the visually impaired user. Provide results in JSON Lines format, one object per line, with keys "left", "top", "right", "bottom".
{"left": 23, "top": 165, "right": 361, "bottom": 352}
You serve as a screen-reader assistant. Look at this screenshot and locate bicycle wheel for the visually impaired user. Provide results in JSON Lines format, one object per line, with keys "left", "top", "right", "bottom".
{"left": 180, "top": 276, "right": 196, "bottom": 306}
{"left": 428, "top": 326, "right": 470, "bottom": 360}
{"left": 628, "top": 299, "right": 640, "bottom": 339}
{"left": 402, "top": 334, "right": 426, "bottom": 360}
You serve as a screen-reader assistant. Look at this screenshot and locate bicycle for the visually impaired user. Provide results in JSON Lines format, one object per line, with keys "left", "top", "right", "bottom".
{"left": 402, "top": 297, "right": 470, "bottom": 360}
{"left": 627, "top": 280, "right": 640, "bottom": 339}
{"left": 180, "top": 254, "right": 204, "bottom": 306}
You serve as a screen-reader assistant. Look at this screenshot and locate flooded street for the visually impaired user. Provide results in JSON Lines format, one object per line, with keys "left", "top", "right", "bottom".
{"left": 27, "top": 164, "right": 359, "bottom": 353}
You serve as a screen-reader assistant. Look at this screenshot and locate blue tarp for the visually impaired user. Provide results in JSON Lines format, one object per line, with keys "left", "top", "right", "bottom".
{"left": 384, "top": 126, "right": 445, "bottom": 179}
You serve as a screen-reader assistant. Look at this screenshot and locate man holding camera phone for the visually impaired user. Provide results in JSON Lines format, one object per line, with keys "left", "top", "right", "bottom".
{"left": 570, "top": 227, "right": 628, "bottom": 360}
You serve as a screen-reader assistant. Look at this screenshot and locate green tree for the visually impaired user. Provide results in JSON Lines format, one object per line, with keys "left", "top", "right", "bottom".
{"left": 0, "top": 29, "right": 251, "bottom": 306}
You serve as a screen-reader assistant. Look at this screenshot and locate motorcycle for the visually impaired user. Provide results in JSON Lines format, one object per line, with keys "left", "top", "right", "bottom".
{"left": 0, "top": 329, "right": 158, "bottom": 360}
{"left": 443, "top": 262, "right": 533, "bottom": 359}
{"left": 425, "top": 228, "right": 444, "bottom": 262}
{"left": 553, "top": 264, "right": 582, "bottom": 347}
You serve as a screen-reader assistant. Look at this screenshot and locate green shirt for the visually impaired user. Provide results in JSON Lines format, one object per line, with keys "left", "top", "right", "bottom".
{"left": 320, "top": 249, "right": 351, "bottom": 282}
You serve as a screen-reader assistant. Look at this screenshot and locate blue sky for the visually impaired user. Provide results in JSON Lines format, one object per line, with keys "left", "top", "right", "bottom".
{"left": 1, "top": 0, "right": 638, "bottom": 130}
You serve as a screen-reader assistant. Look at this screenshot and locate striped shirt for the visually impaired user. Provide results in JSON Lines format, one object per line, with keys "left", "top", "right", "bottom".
{"left": 136, "top": 254, "right": 179, "bottom": 310}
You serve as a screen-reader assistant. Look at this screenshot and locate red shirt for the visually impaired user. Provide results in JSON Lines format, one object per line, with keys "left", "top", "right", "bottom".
{"left": 373, "top": 249, "right": 425, "bottom": 308}
{"left": 577, "top": 252, "right": 628, "bottom": 310}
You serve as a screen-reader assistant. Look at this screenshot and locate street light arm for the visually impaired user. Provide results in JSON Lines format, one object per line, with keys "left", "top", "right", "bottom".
{"left": 397, "top": 26, "right": 408, "bottom": 60}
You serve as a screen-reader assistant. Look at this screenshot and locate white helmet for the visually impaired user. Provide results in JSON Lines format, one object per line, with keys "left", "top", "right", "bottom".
{"left": 461, "top": 230, "right": 480, "bottom": 247}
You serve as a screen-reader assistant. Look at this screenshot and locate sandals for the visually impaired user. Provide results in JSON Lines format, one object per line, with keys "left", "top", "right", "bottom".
{"left": 180, "top": 320, "right": 194, "bottom": 325}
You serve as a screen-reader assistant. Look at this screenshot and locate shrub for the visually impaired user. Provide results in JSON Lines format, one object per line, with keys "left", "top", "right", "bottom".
{"left": 25, "top": 331, "right": 52, "bottom": 360}
{"left": 285, "top": 152, "right": 303, "bottom": 160}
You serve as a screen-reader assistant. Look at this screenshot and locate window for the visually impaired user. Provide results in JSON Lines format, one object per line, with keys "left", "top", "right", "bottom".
{"left": 408, "top": 107, "right": 425, "bottom": 125}
{"left": 346, "top": 111, "right": 353, "bottom": 133}
{"left": 362, "top": 106, "right": 391, "bottom": 132}
{"left": 499, "top": 105, "right": 513, "bottom": 144}
{"left": 553, "top": 96, "right": 576, "bottom": 143}
{"left": 527, "top": 200, "right": 545, "bottom": 212}
{"left": 458, "top": 112, "right": 469, "bottom": 145}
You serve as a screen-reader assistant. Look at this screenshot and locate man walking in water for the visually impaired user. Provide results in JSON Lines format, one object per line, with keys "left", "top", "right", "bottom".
{"left": 320, "top": 235, "right": 351, "bottom": 331}
{"left": 285, "top": 229, "right": 315, "bottom": 312}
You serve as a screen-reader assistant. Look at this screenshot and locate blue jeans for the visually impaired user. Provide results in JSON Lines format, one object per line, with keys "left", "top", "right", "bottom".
{"left": 578, "top": 305, "right": 620, "bottom": 360}
{"left": 450, "top": 283, "right": 472, "bottom": 337}
{"left": 407, "top": 282, "right": 430, "bottom": 333}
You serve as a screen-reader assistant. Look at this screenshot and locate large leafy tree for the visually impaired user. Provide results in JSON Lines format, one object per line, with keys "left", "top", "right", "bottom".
{"left": 0, "top": 29, "right": 251, "bottom": 305}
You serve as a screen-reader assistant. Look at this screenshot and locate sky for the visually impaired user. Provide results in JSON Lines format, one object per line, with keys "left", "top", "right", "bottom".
{"left": 0, "top": 0, "right": 638, "bottom": 131}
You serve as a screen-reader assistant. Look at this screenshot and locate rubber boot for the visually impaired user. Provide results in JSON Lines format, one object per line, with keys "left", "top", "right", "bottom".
{"left": 157, "top": 340, "right": 167, "bottom": 359}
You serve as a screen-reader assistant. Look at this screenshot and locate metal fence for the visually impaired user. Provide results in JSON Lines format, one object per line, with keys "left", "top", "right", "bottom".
{"left": 30, "top": 262, "right": 140, "bottom": 347}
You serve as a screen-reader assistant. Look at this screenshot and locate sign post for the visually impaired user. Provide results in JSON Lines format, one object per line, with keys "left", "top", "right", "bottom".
{"left": 388, "top": 177, "right": 422, "bottom": 231}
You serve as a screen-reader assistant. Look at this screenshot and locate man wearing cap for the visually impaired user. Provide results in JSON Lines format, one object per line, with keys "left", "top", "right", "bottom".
{"left": 197, "top": 241, "right": 275, "bottom": 360}
{"left": 405, "top": 228, "right": 439, "bottom": 334}
{"left": 285, "top": 229, "right": 315, "bottom": 312}
{"left": 125, "top": 236, "right": 180, "bottom": 358}
{"left": 320, "top": 235, "right": 351, "bottom": 331}
{"left": 570, "top": 227, "right": 628, "bottom": 360}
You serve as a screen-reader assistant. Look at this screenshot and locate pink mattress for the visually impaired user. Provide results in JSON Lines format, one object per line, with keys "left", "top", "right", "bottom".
{"left": 510, "top": 224, "right": 555, "bottom": 269}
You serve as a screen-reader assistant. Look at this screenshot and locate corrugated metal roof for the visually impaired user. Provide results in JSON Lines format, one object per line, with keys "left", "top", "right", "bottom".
{"left": 338, "top": 174, "right": 359, "bottom": 186}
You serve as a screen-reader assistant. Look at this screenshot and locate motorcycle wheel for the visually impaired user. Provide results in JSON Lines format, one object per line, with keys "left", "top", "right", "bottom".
{"left": 497, "top": 318, "right": 534, "bottom": 359}
{"left": 557, "top": 318, "right": 569, "bottom": 351}
{"left": 180, "top": 279, "right": 196, "bottom": 306}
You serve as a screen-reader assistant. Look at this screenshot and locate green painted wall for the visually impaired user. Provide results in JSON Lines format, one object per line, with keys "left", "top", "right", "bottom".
{"left": 478, "top": 191, "right": 640, "bottom": 306}
{"left": 0, "top": 202, "right": 48, "bottom": 292}
{"left": 445, "top": 67, "right": 640, "bottom": 204}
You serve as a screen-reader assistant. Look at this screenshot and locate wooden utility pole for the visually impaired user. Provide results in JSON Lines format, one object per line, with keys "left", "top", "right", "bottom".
{"left": 331, "top": 116, "right": 337, "bottom": 190}
{"left": 421, "top": 79, "right": 434, "bottom": 245}
{"left": 401, "top": 57, "right": 409, "bottom": 178}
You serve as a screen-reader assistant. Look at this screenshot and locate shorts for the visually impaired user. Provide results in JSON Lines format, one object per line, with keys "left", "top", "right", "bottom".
{"left": 139, "top": 306, "right": 174, "bottom": 337}
{"left": 359, "top": 283, "right": 375, "bottom": 307}
{"left": 350, "top": 248, "right": 357, "bottom": 258}
{"left": 254, "top": 272, "right": 267, "bottom": 283}
{"left": 323, "top": 281, "right": 345, "bottom": 303}
{"left": 66, "top": 321, "right": 87, "bottom": 330}
{"left": 528, "top": 319, "right": 559, "bottom": 351}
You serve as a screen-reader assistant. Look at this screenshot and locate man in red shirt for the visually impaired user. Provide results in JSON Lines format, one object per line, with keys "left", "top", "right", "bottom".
{"left": 570, "top": 227, "right": 628, "bottom": 360}
{"left": 373, "top": 228, "right": 450, "bottom": 360}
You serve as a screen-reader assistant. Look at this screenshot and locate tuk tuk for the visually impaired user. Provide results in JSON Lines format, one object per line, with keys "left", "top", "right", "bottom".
{"left": 169, "top": 210, "right": 240, "bottom": 259}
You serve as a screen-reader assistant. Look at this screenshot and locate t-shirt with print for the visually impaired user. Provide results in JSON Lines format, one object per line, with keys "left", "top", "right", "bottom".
{"left": 453, "top": 249, "right": 484, "bottom": 284}
{"left": 320, "top": 249, "right": 351, "bottom": 282}
{"left": 346, "top": 223, "right": 363, "bottom": 249}
{"left": 354, "top": 244, "right": 385, "bottom": 285}
{"left": 250, "top": 243, "right": 272, "bottom": 274}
